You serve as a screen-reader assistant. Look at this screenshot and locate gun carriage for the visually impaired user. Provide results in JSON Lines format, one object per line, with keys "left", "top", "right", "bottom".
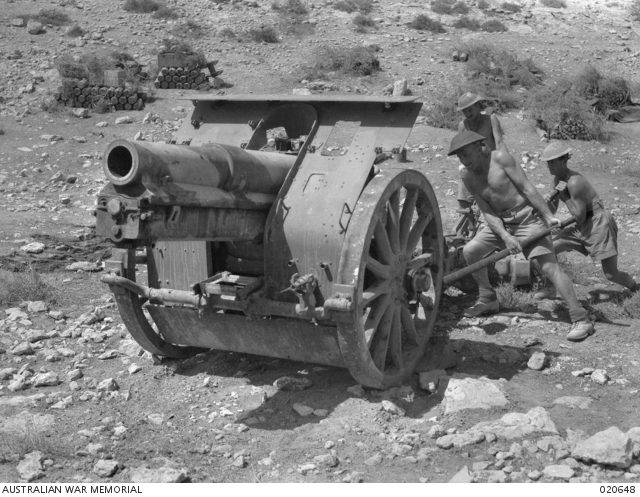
{"left": 97, "top": 95, "right": 458, "bottom": 389}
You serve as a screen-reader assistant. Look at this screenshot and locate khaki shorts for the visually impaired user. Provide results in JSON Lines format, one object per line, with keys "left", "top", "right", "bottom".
{"left": 471, "top": 201, "right": 554, "bottom": 260}
{"left": 553, "top": 204, "right": 618, "bottom": 262}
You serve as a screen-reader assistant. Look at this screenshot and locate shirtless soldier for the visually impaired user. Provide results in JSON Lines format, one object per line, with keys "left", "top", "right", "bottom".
{"left": 534, "top": 142, "right": 639, "bottom": 300}
{"left": 456, "top": 93, "right": 504, "bottom": 212}
{"left": 448, "top": 130, "right": 595, "bottom": 341}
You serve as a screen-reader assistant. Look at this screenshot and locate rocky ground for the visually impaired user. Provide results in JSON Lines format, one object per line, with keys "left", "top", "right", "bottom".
{"left": 1, "top": 0, "right": 640, "bottom": 485}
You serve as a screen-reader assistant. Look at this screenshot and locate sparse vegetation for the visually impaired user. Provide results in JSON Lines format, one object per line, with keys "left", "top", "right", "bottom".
{"left": 353, "top": 13, "right": 376, "bottom": 31}
{"left": 481, "top": 19, "right": 508, "bottom": 32}
{"left": 35, "top": 8, "right": 72, "bottom": 26}
{"left": 623, "top": 290, "right": 640, "bottom": 318}
{"left": 301, "top": 45, "right": 380, "bottom": 80}
{"left": 333, "top": 0, "right": 374, "bottom": 14}
{"left": 431, "top": 0, "right": 469, "bottom": 15}
{"left": 0, "top": 268, "right": 60, "bottom": 307}
{"left": 249, "top": 25, "right": 280, "bottom": 43}
{"left": 501, "top": 2, "right": 522, "bottom": 12}
{"left": 152, "top": 5, "right": 178, "bottom": 18}
{"left": 0, "top": 418, "right": 60, "bottom": 460}
{"left": 272, "top": 0, "right": 309, "bottom": 14}
{"left": 495, "top": 282, "right": 537, "bottom": 311}
{"left": 218, "top": 26, "right": 236, "bottom": 38}
{"left": 540, "top": 0, "right": 566, "bottom": 8}
{"left": 65, "top": 24, "right": 85, "bottom": 37}
{"left": 631, "top": 0, "right": 640, "bottom": 20}
{"left": 407, "top": 14, "right": 446, "bottom": 33}
{"left": 452, "top": 16, "right": 481, "bottom": 31}
{"left": 174, "top": 19, "right": 204, "bottom": 38}
{"left": 478, "top": 0, "right": 489, "bottom": 9}
{"left": 123, "top": 0, "right": 161, "bottom": 13}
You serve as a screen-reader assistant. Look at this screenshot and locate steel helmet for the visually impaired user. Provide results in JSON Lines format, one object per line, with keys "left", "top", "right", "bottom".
{"left": 542, "top": 142, "right": 572, "bottom": 161}
{"left": 456, "top": 92, "right": 483, "bottom": 111}
{"left": 448, "top": 130, "right": 485, "bottom": 156}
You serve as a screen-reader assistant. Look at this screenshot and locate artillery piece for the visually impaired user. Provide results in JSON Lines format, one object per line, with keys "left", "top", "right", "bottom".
{"left": 96, "top": 95, "right": 451, "bottom": 389}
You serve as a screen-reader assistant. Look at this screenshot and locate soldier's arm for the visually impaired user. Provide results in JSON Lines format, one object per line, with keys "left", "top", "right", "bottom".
{"left": 498, "top": 150, "right": 558, "bottom": 226}
{"left": 457, "top": 120, "right": 465, "bottom": 133}
{"left": 490, "top": 114, "right": 505, "bottom": 150}
{"left": 560, "top": 176, "right": 589, "bottom": 224}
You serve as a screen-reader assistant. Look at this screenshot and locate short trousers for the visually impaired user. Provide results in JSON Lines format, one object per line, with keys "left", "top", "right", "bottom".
{"left": 470, "top": 201, "right": 554, "bottom": 260}
{"left": 457, "top": 167, "right": 475, "bottom": 204}
{"left": 553, "top": 204, "right": 618, "bottom": 262}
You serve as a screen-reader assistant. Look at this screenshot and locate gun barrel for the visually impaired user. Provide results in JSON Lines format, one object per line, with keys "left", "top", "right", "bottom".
{"left": 104, "top": 139, "right": 297, "bottom": 195}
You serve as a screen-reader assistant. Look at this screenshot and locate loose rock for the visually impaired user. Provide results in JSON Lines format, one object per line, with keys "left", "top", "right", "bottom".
{"left": 17, "top": 451, "right": 45, "bottom": 482}
{"left": 572, "top": 426, "right": 633, "bottom": 468}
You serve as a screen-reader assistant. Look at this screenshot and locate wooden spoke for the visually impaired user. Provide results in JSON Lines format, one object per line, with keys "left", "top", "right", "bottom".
{"left": 373, "top": 218, "right": 394, "bottom": 265}
{"left": 387, "top": 191, "right": 400, "bottom": 254}
{"left": 400, "top": 306, "right": 420, "bottom": 345}
{"left": 371, "top": 304, "right": 394, "bottom": 372}
{"left": 388, "top": 306, "right": 403, "bottom": 370}
{"left": 366, "top": 255, "right": 390, "bottom": 280}
{"left": 364, "top": 295, "right": 391, "bottom": 346}
{"left": 405, "top": 211, "right": 434, "bottom": 256}
{"left": 399, "top": 188, "right": 418, "bottom": 250}
{"left": 362, "top": 279, "right": 390, "bottom": 306}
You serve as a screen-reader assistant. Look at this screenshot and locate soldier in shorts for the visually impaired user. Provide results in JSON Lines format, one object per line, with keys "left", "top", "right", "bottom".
{"left": 456, "top": 93, "right": 504, "bottom": 213}
{"left": 534, "top": 142, "right": 639, "bottom": 300}
{"left": 448, "top": 130, "right": 594, "bottom": 341}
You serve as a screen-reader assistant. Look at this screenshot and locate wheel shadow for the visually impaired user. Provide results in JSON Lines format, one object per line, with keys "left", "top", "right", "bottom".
{"left": 166, "top": 332, "right": 559, "bottom": 429}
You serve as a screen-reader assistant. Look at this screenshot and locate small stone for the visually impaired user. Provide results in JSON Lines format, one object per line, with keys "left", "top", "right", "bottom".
{"left": 346, "top": 384, "right": 365, "bottom": 397}
{"left": 273, "top": 376, "right": 313, "bottom": 391}
{"left": 21, "top": 242, "right": 45, "bottom": 254}
{"left": 27, "top": 20, "right": 44, "bottom": 35}
{"left": 528, "top": 470, "right": 542, "bottom": 481}
{"left": 26, "top": 301, "right": 47, "bottom": 313}
{"left": 67, "top": 369, "right": 83, "bottom": 381}
{"left": 129, "top": 466, "right": 187, "bottom": 483}
{"left": 449, "top": 466, "right": 473, "bottom": 483}
{"left": 96, "top": 378, "right": 119, "bottom": 392}
{"left": 381, "top": 399, "right": 405, "bottom": 416}
{"left": 572, "top": 426, "right": 633, "bottom": 468}
{"left": 591, "top": 369, "right": 609, "bottom": 385}
{"left": 17, "top": 451, "right": 45, "bottom": 481}
{"left": 428, "top": 424, "right": 446, "bottom": 439}
{"left": 98, "top": 350, "right": 117, "bottom": 360}
{"left": 128, "top": 363, "right": 142, "bottom": 375}
{"left": 543, "top": 464, "right": 575, "bottom": 479}
{"left": 12, "top": 342, "right": 34, "bottom": 356}
{"left": 115, "top": 116, "right": 132, "bottom": 125}
{"left": 72, "top": 108, "right": 90, "bottom": 118}
{"left": 292, "top": 403, "right": 314, "bottom": 416}
{"left": 364, "top": 453, "right": 383, "bottom": 466}
{"left": 419, "top": 369, "right": 446, "bottom": 393}
{"left": 32, "top": 372, "right": 60, "bottom": 387}
{"left": 528, "top": 351, "right": 547, "bottom": 370}
{"left": 314, "top": 454, "right": 339, "bottom": 467}
{"left": 93, "top": 460, "right": 119, "bottom": 478}
{"left": 297, "top": 463, "right": 317, "bottom": 475}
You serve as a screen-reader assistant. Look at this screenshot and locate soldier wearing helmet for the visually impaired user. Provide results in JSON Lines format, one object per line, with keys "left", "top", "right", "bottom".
{"left": 455, "top": 93, "right": 505, "bottom": 214}
{"left": 447, "top": 131, "right": 595, "bottom": 341}
{"left": 534, "top": 142, "right": 639, "bottom": 300}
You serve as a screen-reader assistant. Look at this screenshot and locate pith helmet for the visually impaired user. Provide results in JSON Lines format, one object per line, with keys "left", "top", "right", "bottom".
{"left": 542, "top": 142, "right": 572, "bottom": 161}
{"left": 456, "top": 92, "right": 483, "bottom": 111}
{"left": 447, "top": 130, "right": 486, "bottom": 156}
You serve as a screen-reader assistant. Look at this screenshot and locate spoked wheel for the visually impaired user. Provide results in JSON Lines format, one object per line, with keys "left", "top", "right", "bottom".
{"left": 336, "top": 169, "right": 443, "bottom": 389}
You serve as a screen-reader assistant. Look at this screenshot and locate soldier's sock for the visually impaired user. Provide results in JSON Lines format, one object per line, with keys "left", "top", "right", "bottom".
{"left": 479, "top": 288, "right": 497, "bottom": 303}
{"left": 569, "top": 307, "right": 588, "bottom": 323}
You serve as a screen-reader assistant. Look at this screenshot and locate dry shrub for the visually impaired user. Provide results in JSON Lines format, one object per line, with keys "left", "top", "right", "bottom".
{"left": 353, "top": 13, "right": 376, "bottom": 29}
{"left": 333, "top": 0, "right": 373, "bottom": 14}
{"left": 540, "top": 0, "right": 566, "bottom": 7}
{"left": 123, "top": 0, "right": 161, "bottom": 13}
{"left": 0, "top": 268, "right": 60, "bottom": 307}
{"left": 431, "top": 0, "right": 468, "bottom": 15}
{"left": 249, "top": 26, "right": 279, "bottom": 43}
{"left": 272, "top": 0, "right": 308, "bottom": 14}
{"left": 452, "top": 16, "right": 480, "bottom": 30}
{"left": 501, "top": 2, "right": 522, "bottom": 12}
{"left": 632, "top": 0, "right": 640, "bottom": 20}
{"left": 65, "top": 24, "right": 85, "bottom": 37}
{"left": 218, "top": 26, "right": 236, "bottom": 38}
{"left": 301, "top": 45, "right": 380, "bottom": 80}
{"left": 623, "top": 291, "right": 640, "bottom": 318}
{"left": 495, "top": 282, "right": 537, "bottom": 311}
{"left": 153, "top": 5, "right": 178, "bottom": 18}
{"left": 481, "top": 20, "right": 508, "bottom": 32}
{"left": 408, "top": 14, "right": 446, "bottom": 33}
{"left": 572, "top": 64, "right": 631, "bottom": 112}
{"left": 36, "top": 8, "right": 72, "bottom": 26}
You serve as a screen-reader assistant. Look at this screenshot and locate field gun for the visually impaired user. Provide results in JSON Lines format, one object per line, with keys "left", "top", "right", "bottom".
{"left": 97, "top": 95, "right": 453, "bottom": 389}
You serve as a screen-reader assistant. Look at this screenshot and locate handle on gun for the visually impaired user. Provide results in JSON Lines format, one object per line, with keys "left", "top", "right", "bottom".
{"left": 443, "top": 216, "right": 576, "bottom": 286}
